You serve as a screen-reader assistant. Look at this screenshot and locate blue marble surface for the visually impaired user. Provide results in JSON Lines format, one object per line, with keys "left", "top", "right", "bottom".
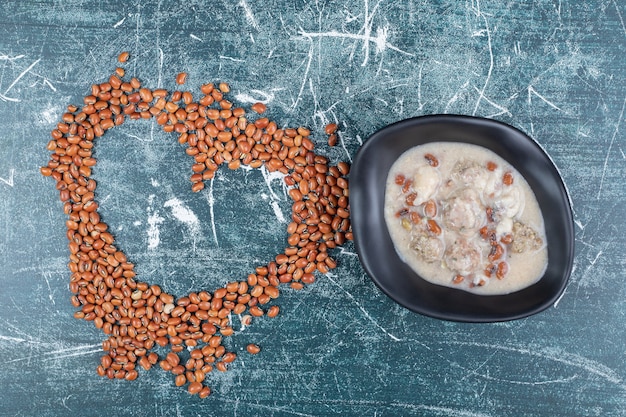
{"left": 0, "top": 1, "right": 625, "bottom": 416}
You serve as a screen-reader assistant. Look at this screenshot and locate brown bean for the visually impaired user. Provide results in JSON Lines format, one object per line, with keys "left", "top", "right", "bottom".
{"left": 198, "top": 386, "right": 211, "bottom": 398}
{"left": 488, "top": 244, "right": 504, "bottom": 262}
{"left": 337, "top": 162, "right": 350, "bottom": 176}
{"left": 503, "top": 171, "right": 514, "bottom": 186}
{"left": 427, "top": 219, "right": 442, "bottom": 235}
{"left": 290, "top": 282, "right": 304, "bottom": 290}
{"left": 324, "top": 123, "right": 338, "bottom": 135}
{"left": 424, "top": 153, "right": 439, "bottom": 167}
{"left": 254, "top": 117, "right": 269, "bottom": 129}
{"left": 188, "top": 381, "right": 202, "bottom": 395}
{"left": 496, "top": 261, "right": 509, "bottom": 279}
{"left": 117, "top": 52, "right": 130, "bottom": 63}
{"left": 249, "top": 306, "right": 263, "bottom": 317}
{"left": 176, "top": 72, "right": 187, "bottom": 85}
{"left": 246, "top": 344, "right": 261, "bottom": 354}
{"left": 267, "top": 305, "right": 280, "bottom": 318}
{"left": 289, "top": 188, "right": 303, "bottom": 201}
{"left": 125, "top": 370, "right": 138, "bottom": 381}
{"left": 175, "top": 374, "right": 186, "bottom": 387}
{"left": 251, "top": 102, "right": 267, "bottom": 114}
{"left": 424, "top": 200, "right": 437, "bottom": 218}
{"left": 264, "top": 286, "right": 279, "bottom": 299}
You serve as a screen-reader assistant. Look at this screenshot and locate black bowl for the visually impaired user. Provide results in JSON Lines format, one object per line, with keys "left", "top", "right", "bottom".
{"left": 350, "top": 115, "right": 574, "bottom": 322}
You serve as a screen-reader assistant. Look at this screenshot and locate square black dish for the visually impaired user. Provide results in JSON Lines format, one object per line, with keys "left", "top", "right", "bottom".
{"left": 350, "top": 115, "right": 574, "bottom": 322}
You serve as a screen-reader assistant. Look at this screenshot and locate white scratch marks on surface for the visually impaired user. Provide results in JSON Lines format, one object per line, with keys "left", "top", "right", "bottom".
{"left": 238, "top": 0, "right": 260, "bottom": 30}
{"left": 326, "top": 274, "right": 401, "bottom": 341}
{"left": 219, "top": 398, "right": 316, "bottom": 417}
{"left": 336, "top": 246, "right": 358, "bottom": 257}
{"left": 39, "top": 346, "right": 103, "bottom": 362}
{"left": 589, "top": 250, "right": 603, "bottom": 266}
{"left": 1, "top": 57, "right": 42, "bottom": 101}
{"left": 461, "top": 349, "right": 577, "bottom": 386}
{"left": 0, "top": 169, "right": 15, "bottom": 187}
{"left": 574, "top": 219, "right": 585, "bottom": 230}
{"left": 387, "top": 403, "right": 493, "bottom": 417}
{"left": 42, "top": 78, "right": 57, "bottom": 92}
{"left": 444, "top": 80, "right": 470, "bottom": 113}
{"left": 164, "top": 197, "right": 200, "bottom": 251}
{"left": 133, "top": 10, "right": 141, "bottom": 76}
{"left": 445, "top": 341, "right": 624, "bottom": 387}
{"left": 219, "top": 55, "right": 245, "bottom": 62}
{"left": 577, "top": 250, "right": 604, "bottom": 288}
{"left": 147, "top": 194, "right": 163, "bottom": 250}
{"left": 0, "top": 335, "right": 28, "bottom": 343}
{"left": 42, "top": 271, "right": 55, "bottom": 305}
{"left": 416, "top": 62, "right": 427, "bottom": 111}
{"left": 61, "top": 395, "right": 73, "bottom": 412}
{"left": 260, "top": 165, "right": 287, "bottom": 200}
{"left": 472, "top": 10, "right": 493, "bottom": 116}
{"left": 316, "top": 399, "right": 492, "bottom": 417}
{"left": 473, "top": 86, "right": 511, "bottom": 118}
{"left": 337, "top": 132, "right": 353, "bottom": 162}
{"left": 270, "top": 200, "right": 286, "bottom": 223}
{"left": 296, "top": 26, "right": 414, "bottom": 64}
{"left": 6, "top": 343, "right": 102, "bottom": 364}
{"left": 205, "top": 177, "right": 219, "bottom": 246}
{"left": 113, "top": 17, "right": 125, "bottom": 28}
{"left": 3, "top": 57, "right": 40, "bottom": 96}
{"left": 164, "top": 198, "right": 200, "bottom": 231}
{"left": 552, "top": 286, "right": 567, "bottom": 308}
{"left": 612, "top": 0, "right": 626, "bottom": 38}
{"left": 234, "top": 89, "right": 276, "bottom": 104}
{"left": 290, "top": 35, "right": 314, "bottom": 112}
{"left": 597, "top": 95, "right": 626, "bottom": 199}
{"left": 0, "top": 55, "right": 23, "bottom": 99}
{"left": 0, "top": 53, "right": 25, "bottom": 61}
{"left": 290, "top": 0, "right": 414, "bottom": 110}
{"left": 157, "top": 47, "right": 164, "bottom": 88}
{"left": 0, "top": 92, "right": 19, "bottom": 102}
{"left": 259, "top": 166, "right": 288, "bottom": 222}
{"left": 527, "top": 85, "right": 564, "bottom": 112}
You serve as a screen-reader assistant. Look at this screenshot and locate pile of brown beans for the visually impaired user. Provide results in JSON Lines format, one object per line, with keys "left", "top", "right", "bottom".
{"left": 40, "top": 52, "right": 352, "bottom": 398}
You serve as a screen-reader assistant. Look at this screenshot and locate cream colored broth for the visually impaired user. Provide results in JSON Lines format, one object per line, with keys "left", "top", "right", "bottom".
{"left": 384, "top": 142, "right": 548, "bottom": 295}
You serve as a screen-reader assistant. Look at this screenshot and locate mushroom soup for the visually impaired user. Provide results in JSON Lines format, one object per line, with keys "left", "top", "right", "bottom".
{"left": 384, "top": 142, "right": 548, "bottom": 295}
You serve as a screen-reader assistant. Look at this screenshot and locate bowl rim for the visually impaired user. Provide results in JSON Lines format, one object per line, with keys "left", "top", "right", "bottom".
{"left": 350, "top": 114, "right": 575, "bottom": 322}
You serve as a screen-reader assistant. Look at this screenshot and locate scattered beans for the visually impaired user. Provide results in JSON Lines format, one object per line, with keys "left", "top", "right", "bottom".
{"left": 176, "top": 72, "right": 187, "bottom": 85}
{"left": 267, "top": 305, "right": 280, "bottom": 318}
{"left": 117, "top": 51, "right": 129, "bottom": 63}
{"left": 41, "top": 54, "right": 354, "bottom": 399}
{"left": 324, "top": 123, "right": 338, "bottom": 135}
{"left": 246, "top": 343, "right": 261, "bottom": 354}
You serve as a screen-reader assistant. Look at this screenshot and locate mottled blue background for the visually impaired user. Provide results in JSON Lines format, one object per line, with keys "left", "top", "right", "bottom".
{"left": 1, "top": 1, "right": 625, "bottom": 416}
